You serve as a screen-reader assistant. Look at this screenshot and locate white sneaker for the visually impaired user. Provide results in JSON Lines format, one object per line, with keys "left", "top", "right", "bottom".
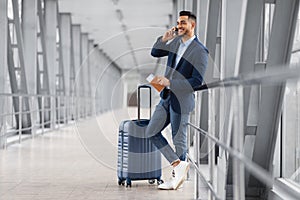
{"left": 172, "top": 161, "right": 190, "bottom": 190}
{"left": 158, "top": 180, "right": 174, "bottom": 190}
{"left": 157, "top": 178, "right": 184, "bottom": 190}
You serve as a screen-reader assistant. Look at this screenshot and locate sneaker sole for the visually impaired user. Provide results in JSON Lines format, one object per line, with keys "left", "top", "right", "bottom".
{"left": 158, "top": 187, "right": 174, "bottom": 190}
{"left": 173, "top": 163, "right": 190, "bottom": 190}
{"left": 158, "top": 183, "right": 174, "bottom": 190}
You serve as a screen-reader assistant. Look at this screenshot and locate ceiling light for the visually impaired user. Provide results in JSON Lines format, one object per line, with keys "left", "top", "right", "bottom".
{"left": 112, "top": 0, "right": 119, "bottom": 5}
{"left": 121, "top": 24, "right": 127, "bottom": 32}
{"left": 115, "top": 9, "right": 123, "bottom": 21}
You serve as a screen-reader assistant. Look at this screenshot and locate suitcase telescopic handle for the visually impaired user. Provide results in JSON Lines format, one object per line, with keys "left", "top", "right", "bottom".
{"left": 137, "top": 85, "right": 151, "bottom": 121}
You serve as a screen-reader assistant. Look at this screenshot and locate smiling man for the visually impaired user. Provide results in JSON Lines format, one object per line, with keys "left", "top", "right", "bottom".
{"left": 146, "top": 11, "right": 209, "bottom": 190}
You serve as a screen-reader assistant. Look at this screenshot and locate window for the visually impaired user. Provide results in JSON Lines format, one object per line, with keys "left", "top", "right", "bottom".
{"left": 282, "top": 9, "right": 300, "bottom": 185}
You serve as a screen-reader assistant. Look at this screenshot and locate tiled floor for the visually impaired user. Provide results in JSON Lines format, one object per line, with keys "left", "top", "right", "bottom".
{"left": 0, "top": 108, "right": 208, "bottom": 199}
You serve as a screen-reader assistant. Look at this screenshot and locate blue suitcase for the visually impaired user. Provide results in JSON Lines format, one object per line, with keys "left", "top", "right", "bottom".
{"left": 117, "top": 85, "right": 163, "bottom": 187}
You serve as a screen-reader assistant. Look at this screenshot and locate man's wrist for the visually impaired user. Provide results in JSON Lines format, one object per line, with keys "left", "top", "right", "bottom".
{"left": 166, "top": 79, "right": 170, "bottom": 86}
{"left": 161, "top": 37, "right": 168, "bottom": 43}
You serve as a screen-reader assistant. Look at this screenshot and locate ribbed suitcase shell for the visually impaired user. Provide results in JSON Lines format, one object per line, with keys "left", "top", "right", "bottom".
{"left": 117, "top": 119, "right": 162, "bottom": 187}
{"left": 117, "top": 85, "right": 162, "bottom": 187}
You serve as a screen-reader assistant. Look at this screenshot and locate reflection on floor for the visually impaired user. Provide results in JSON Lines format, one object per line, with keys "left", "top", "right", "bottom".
{"left": 0, "top": 108, "right": 208, "bottom": 199}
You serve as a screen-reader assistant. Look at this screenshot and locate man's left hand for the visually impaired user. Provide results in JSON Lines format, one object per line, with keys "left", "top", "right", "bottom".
{"left": 156, "top": 76, "right": 170, "bottom": 87}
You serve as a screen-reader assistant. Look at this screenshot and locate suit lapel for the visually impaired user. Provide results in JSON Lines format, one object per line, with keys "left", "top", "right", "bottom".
{"left": 171, "top": 41, "right": 180, "bottom": 68}
{"left": 165, "top": 40, "right": 180, "bottom": 78}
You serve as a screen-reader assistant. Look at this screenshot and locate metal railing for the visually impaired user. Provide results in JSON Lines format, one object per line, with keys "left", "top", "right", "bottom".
{"left": 0, "top": 93, "right": 94, "bottom": 148}
{"left": 187, "top": 65, "right": 300, "bottom": 200}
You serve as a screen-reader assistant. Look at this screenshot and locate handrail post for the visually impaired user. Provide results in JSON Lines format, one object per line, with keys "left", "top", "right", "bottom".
{"left": 58, "top": 95, "right": 60, "bottom": 129}
{"left": 54, "top": 96, "right": 58, "bottom": 130}
{"left": 4, "top": 106, "right": 7, "bottom": 149}
{"left": 69, "top": 96, "right": 71, "bottom": 121}
{"left": 85, "top": 96, "right": 87, "bottom": 118}
{"left": 18, "top": 95, "right": 22, "bottom": 144}
{"left": 194, "top": 92, "right": 201, "bottom": 200}
{"left": 41, "top": 96, "right": 44, "bottom": 134}
{"left": 64, "top": 96, "right": 67, "bottom": 124}
{"left": 194, "top": 129, "right": 200, "bottom": 199}
{"left": 208, "top": 89, "right": 216, "bottom": 200}
{"left": 77, "top": 96, "right": 80, "bottom": 120}
{"left": 86, "top": 96, "right": 88, "bottom": 118}
{"left": 50, "top": 96, "right": 54, "bottom": 129}
{"left": 82, "top": 97, "right": 84, "bottom": 118}
{"left": 187, "top": 113, "right": 191, "bottom": 181}
{"left": 2, "top": 96, "right": 8, "bottom": 149}
{"left": 31, "top": 96, "right": 35, "bottom": 138}
{"left": 232, "top": 85, "right": 245, "bottom": 200}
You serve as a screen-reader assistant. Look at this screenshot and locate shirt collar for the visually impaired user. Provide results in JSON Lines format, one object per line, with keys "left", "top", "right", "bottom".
{"left": 180, "top": 35, "right": 196, "bottom": 46}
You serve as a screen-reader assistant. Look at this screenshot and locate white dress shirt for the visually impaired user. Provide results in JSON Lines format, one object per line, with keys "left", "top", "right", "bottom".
{"left": 175, "top": 35, "right": 195, "bottom": 68}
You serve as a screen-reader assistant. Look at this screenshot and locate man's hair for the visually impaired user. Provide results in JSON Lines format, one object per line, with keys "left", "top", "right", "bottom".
{"left": 179, "top": 10, "right": 196, "bottom": 21}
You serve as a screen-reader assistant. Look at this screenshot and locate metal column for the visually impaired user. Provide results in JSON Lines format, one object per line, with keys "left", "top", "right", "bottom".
{"left": 22, "top": 0, "right": 37, "bottom": 133}
{"left": 71, "top": 24, "right": 82, "bottom": 119}
{"left": 0, "top": 0, "right": 8, "bottom": 148}
{"left": 194, "top": 3, "right": 209, "bottom": 197}
{"left": 7, "top": 0, "right": 32, "bottom": 133}
{"left": 197, "top": 0, "right": 208, "bottom": 43}
{"left": 219, "top": 0, "right": 245, "bottom": 198}
{"left": 184, "top": 0, "right": 193, "bottom": 11}
{"left": 37, "top": 0, "right": 51, "bottom": 127}
{"left": 235, "top": 0, "right": 264, "bottom": 125}
{"left": 176, "top": 0, "right": 184, "bottom": 12}
{"left": 81, "top": 33, "right": 88, "bottom": 117}
{"left": 224, "top": 1, "right": 264, "bottom": 197}
{"left": 69, "top": 23, "right": 76, "bottom": 120}
{"left": 199, "top": 0, "right": 221, "bottom": 163}
{"left": 88, "top": 39, "right": 94, "bottom": 116}
{"left": 56, "top": 11, "right": 66, "bottom": 123}
{"left": 45, "top": 0, "right": 58, "bottom": 127}
{"left": 22, "top": 0, "right": 37, "bottom": 95}
{"left": 59, "top": 13, "right": 72, "bottom": 121}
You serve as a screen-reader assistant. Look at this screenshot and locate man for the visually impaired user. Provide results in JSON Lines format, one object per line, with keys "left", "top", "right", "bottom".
{"left": 146, "top": 10, "right": 208, "bottom": 190}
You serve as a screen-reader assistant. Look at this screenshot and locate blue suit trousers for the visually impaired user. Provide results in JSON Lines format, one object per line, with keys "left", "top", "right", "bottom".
{"left": 146, "top": 96, "right": 190, "bottom": 164}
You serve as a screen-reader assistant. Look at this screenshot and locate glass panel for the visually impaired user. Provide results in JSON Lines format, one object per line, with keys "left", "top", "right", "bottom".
{"left": 282, "top": 8, "right": 300, "bottom": 185}
{"left": 283, "top": 78, "right": 300, "bottom": 184}
{"left": 7, "top": 0, "right": 13, "bottom": 19}
{"left": 264, "top": 3, "right": 275, "bottom": 61}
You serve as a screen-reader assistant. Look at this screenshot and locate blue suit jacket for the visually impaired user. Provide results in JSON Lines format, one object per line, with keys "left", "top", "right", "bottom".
{"left": 151, "top": 36, "right": 209, "bottom": 114}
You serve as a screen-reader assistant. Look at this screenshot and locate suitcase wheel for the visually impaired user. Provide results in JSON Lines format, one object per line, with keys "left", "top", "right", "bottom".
{"left": 126, "top": 178, "right": 132, "bottom": 188}
{"left": 157, "top": 179, "right": 164, "bottom": 185}
{"left": 118, "top": 179, "right": 125, "bottom": 186}
{"left": 148, "top": 179, "right": 155, "bottom": 184}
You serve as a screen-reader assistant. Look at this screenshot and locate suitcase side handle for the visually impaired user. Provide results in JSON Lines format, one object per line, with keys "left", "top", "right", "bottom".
{"left": 137, "top": 84, "right": 151, "bottom": 121}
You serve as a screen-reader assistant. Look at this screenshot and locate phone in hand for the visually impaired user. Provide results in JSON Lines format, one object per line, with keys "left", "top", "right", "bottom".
{"left": 174, "top": 27, "right": 178, "bottom": 35}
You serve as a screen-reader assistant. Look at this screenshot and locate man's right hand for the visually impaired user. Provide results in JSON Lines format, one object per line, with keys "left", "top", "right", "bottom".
{"left": 161, "top": 27, "right": 177, "bottom": 42}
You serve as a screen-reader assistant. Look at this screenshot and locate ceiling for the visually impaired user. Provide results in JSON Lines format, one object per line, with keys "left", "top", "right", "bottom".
{"left": 58, "top": 0, "right": 174, "bottom": 75}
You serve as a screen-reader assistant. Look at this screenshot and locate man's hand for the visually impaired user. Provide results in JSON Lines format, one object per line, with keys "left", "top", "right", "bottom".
{"left": 155, "top": 76, "right": 170, "bottom": 87}
{"left": 161, "top": 27, "right": 177, "bottom": 42}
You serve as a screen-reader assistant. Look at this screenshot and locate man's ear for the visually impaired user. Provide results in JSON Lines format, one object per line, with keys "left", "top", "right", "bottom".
{"left": 191, "top": 20, "right": 196, "bottom": 29}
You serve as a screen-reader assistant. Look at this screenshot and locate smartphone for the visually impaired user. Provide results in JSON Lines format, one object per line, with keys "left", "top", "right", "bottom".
{"left": 174, "top": 27, "right": 178, "bottom": 35}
